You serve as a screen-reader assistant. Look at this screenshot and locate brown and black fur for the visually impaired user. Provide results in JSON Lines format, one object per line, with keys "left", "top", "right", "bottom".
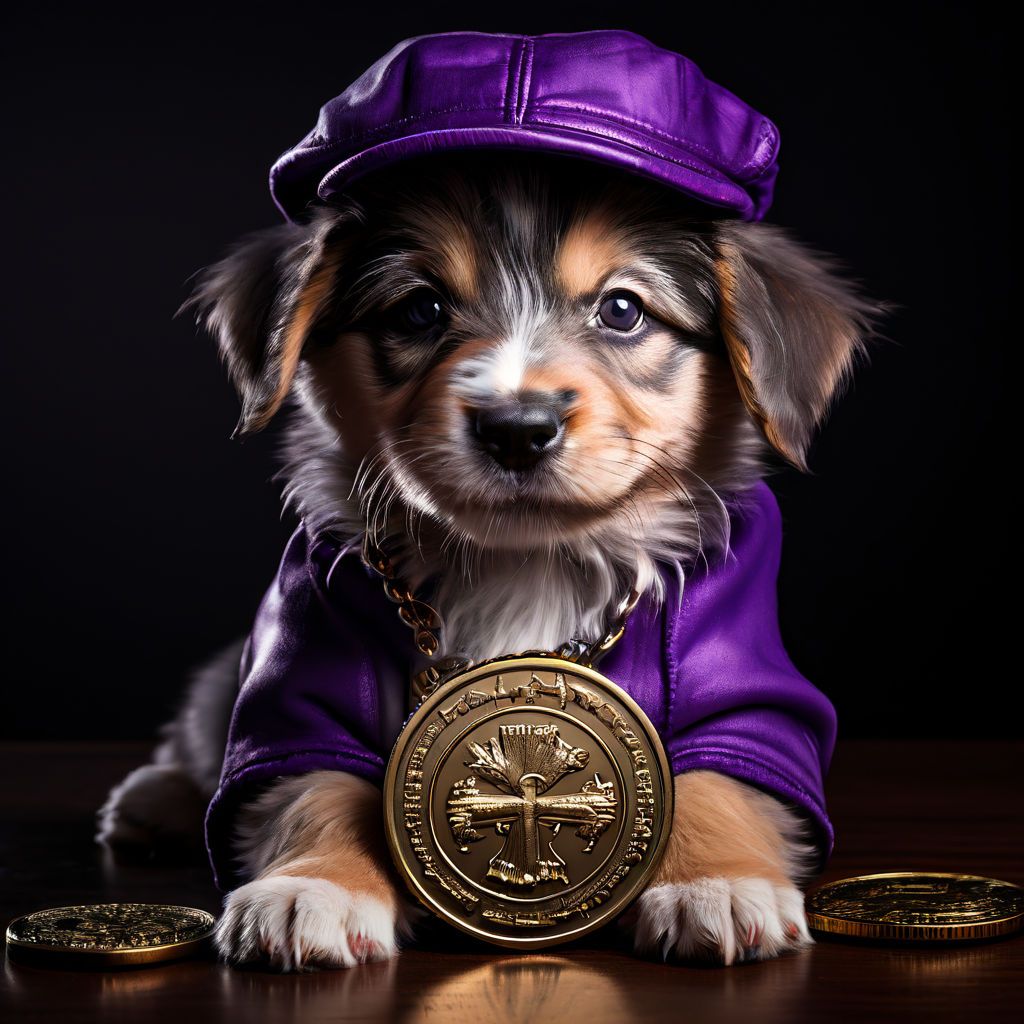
{"left": 97, "top": 149, "right": 889, "bottom": 969}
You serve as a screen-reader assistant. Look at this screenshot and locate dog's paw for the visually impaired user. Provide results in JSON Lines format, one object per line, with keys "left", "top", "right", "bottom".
{"left": 629, "top": 877, "right": 813, "bottom": 966}
{"left": 214, "top": 875, "right": 402, "bottom": 972}
{"left": 95, "top": 763, "right": 206, "bottom": 856}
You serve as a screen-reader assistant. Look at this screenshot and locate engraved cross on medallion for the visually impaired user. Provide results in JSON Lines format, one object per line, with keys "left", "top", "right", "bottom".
{"left": 447, "top": 723, "right": 617, "bottom": 887}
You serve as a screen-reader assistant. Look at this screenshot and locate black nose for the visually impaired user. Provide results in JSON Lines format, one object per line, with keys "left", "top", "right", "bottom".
{"left": 474, "top": 401, "right": 564, "bottom": 470}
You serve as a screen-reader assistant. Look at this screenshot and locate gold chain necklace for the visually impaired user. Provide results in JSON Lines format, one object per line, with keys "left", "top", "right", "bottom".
{"left": 360, "top": 532, "right": 642, "bottom": 703}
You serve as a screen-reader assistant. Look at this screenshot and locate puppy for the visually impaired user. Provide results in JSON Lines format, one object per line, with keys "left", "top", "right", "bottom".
{"left": 97, "top": 149, "right": 885, "bottom": 969}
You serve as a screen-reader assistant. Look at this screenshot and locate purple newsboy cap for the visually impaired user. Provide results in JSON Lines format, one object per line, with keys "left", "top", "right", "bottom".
{"left": 269, "top": 30, "right": 781, "bottom": 224}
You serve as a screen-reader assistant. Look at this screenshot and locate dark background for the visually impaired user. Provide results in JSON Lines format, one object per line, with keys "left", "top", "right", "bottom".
{"left": 3, "top": 3, "right": 1009, "bottom": 739}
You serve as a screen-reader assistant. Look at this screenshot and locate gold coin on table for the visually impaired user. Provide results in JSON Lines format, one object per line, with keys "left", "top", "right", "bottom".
{"left": 5, "top": 903, "right": 216, "bottom": 967}
{"left": 807, "top": 872, "right": 1024, "bottom": 941}
{"left": 383, "top": 654, "right": 673, "bottom": 949}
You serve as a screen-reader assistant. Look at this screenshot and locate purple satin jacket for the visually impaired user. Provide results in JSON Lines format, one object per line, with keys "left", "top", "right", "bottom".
{"left": 204, "top": 480, "right": 837, "bottom": 892}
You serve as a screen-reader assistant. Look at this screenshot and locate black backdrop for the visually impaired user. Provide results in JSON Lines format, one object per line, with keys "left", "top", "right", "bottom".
{"left": 3, "top": 3, "right": 1009, "bottom": 739}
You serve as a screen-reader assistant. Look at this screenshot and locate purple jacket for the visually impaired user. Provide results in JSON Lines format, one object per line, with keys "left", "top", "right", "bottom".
{"left": 204, "top": 480, "right": 836, "bottom": 892}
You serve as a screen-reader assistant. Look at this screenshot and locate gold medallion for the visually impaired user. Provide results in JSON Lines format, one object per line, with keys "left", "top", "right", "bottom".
{"left": 4, "top": 903, "right": 216, "bottom": 967}
{"left": 383, "top": 653, "right": 673, "bottom": 948}
{"left": 806, "top": 873, "right": 1024, "bottom": 941}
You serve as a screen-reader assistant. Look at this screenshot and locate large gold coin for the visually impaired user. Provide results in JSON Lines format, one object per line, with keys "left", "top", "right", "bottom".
{"left": 5, "top": 903, "right": 216, "bottom": 966}
{"left": 383, "top": 654, "right": 673, "bottom": 948}
{"left": 806, "top": 873, "right": 1024, "bottom": 941}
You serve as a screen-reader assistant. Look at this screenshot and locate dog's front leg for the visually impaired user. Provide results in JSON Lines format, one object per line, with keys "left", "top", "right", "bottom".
{"left": 627, "top": 770, "right": 816, "bottom": 965}
{"left": 214, "top": 771, "right": 417, "bottom": 971}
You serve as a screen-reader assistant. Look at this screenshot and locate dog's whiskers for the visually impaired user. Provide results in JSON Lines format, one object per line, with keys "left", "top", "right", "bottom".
{"left": 350, "top": 435, "right": 416, "bottom": 502}
{"left": 352, "top": 431, "right": 430, "bottom": 545}
{"left": 613, "top": 436, "right": 714, "bottom": 567}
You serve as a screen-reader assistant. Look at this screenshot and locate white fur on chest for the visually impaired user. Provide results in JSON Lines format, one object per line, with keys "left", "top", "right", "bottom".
{"left": 429, "top": 552, "right": 640, "bottom": 662}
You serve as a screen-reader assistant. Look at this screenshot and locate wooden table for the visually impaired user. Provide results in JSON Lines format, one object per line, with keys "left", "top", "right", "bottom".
{"left": 1, "top": 740, "right": 1021, "bottom": 1022}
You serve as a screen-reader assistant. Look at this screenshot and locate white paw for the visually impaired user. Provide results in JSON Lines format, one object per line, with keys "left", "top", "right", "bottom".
{"left": 631, "top": 877, "right": 813, "bottom": 965}
{"left": 95, "top": 763, "right": 205, "bottom": 852}
{"left": 214, "top": 876, "right": 402, "bottom": 972}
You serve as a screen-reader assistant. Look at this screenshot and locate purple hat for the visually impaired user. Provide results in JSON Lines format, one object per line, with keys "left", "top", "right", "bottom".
{"left": 269, "top": 30, "right": 780, "bottom": 224}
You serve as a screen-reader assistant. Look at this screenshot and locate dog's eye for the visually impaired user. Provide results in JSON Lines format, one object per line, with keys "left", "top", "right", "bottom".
{"left": 397, "top": 289, "right": 447, "bottom": 331}
{"left": 598, "top": 291, "right": 644, "bottom": 332}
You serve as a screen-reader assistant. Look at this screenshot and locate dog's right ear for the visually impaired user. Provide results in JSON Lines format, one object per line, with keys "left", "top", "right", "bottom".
{"left": 176, "top": 209, "right": 355, "bottom": 439}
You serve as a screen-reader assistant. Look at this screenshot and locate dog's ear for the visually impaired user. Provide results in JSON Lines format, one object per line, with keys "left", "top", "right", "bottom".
{"left": 177, "top": 209, "right": 354, "bottom": 439}
{"left": 712, "top": 221, "right": 889, "bottom": 471}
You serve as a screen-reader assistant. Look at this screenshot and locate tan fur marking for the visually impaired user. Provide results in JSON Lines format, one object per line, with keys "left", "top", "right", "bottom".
{"left": 653, "top": 771, "right": 792, "bottom": 887}
{"left": 518, "top": 366, "right": 581, "bottom": 402}
{"left": 249, "top": 257, "right": 340, "bottom": 433}
{"left": 591, "top": 360, "right": 657, "bottom": 432}
{"left": 555, "top": 207, "right": 624, "bottom": 298}
{"left": 400, "top": 201, "right": 480, "bottom": 303}
{"left": 714, "top": 251, "right": 802, "bottom": 469}
{"left": 438, "top": 223, "right": 480, "bottom": 303}
{"left": 256, "top": 772, "right": 400, "bottom": 913}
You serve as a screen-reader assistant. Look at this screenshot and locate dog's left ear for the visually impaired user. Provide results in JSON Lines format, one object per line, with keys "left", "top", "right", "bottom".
{"left": 177, "top": 208, "right": 355, "bottom": 440}
{"left": 712, "top": 221, "right": 890, "bottom": 471}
